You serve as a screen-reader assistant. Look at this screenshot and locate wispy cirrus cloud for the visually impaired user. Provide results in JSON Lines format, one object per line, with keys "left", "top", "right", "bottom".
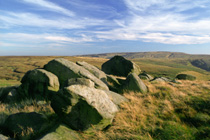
{"left": 0, "top": 33, "right": 94, "bottom": 47}
{"left": 0, "top": 11, "right": 108, "bottom": 30}
{"left": 22, "top": 0, "right": 74, "bottom": 16}
{"left": 95, "top": 0, "right": 210, "bottom": 44}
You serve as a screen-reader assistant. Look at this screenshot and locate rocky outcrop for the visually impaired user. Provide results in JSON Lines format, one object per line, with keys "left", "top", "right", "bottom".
{"left": 123, "top": 73, "right": 147, "bottom": 93}
{"left": 102, "top": 56, "right": 141, "bottom": 77}
{"left": 176, "top": 74, "right": 196, "bottom": 81}
{"left": 76, "top": 61, "right": 107, "bottom": 82}
{"left": 1, "top": 57, "right": 133, "bottom": 139}
{"left": 17, "top": 69, "right": 59, "bottom": 99}
{"left": 51, "top": 85, "right": 119, "bottom": 131}
{"left": 44, "top": 58, "right": 108, "bottom": 90}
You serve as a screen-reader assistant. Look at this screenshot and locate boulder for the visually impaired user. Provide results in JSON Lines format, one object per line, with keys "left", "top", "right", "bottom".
{"left": 51, "top": 85, "right": 118, "bottom": 131}
{"left": 139, "top": 72, "right": 153, "bottom": 80}
{"left": 76, "top": 61, "right": 107, "bottom": 82}
{"left": 123, "top": 73, "right": 147, "bottom": 93}
{"left": 0, "top": 86, "right": 18, "bottom": 102}
{"left": 44, "top": 58, "right": 108, "bottom": 90}
{"left": 150, "top": 77, "right": 171, "bottom": 82}
{"left": 0, "top": 134, "right": 9, "bottom": 140}
{"left": 104, "top": 90, "right": 128, "bottom": 106}
{"left": 18, "top": 69, "right": 59, "bottom": 99}
{"left": 102, "top": 56, "right": 141, "bottom": 77}
{"left": 176, "top": 74, "right": 196, "bottom": 81}
{"left": 39, "top": 124, "right": 81, "bottom": 140}
{"left": 4, "top": 112, "right": 48, "bottom": 139}
{"left": 65, "top": 78, "right": 95, "bottom": 88}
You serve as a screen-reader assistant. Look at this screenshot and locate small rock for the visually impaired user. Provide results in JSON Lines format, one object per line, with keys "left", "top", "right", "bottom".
{"left": 123, "top": 73, "right": 147, "bottom": 93}
{"left": 176, "top": 74, "right": 196, "bottom": 81}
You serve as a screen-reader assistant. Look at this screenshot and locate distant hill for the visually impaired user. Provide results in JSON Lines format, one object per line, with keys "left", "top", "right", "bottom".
{"left": 79, "top": 51, "right": 210, "bottom": 71}
{"left": 79, "top": 51, "right": 209, "bottom": 59}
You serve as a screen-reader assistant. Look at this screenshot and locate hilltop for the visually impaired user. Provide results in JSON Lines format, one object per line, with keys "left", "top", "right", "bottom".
{"left": 80, "top": 51, "right": 210, "bottom": 72}
{"left": 79, "top": 51, "right": 210, "bottom": 59}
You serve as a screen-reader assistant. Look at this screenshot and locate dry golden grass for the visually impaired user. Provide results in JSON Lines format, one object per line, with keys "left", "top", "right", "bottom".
{"left": 81, "top": 80, "right": 210, "bottom": 140}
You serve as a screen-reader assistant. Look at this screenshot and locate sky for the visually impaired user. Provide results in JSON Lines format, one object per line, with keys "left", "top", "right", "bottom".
{"left": 1, "top": 0, "right": 210, "bottom": 56}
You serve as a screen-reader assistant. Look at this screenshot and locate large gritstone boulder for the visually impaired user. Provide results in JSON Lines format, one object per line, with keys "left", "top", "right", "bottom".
{"left": 176, "top": 74, "right": 196, "bottom": 81}
{"left": 44, "top": 58, "right": 108, "bottom": 90}
{"left": 102, "top": 56, "right": 141, "bottom": 77}
{"left": 51, "top": 85, "right": 118, "bottom": 131}
{"left": 123, "top": 73, "right": 147, "bottom": 93}
{"left": 18, "top": 69, "right": 59, "bottom": 99}
{"left": 76, "top": 61, "right": 107, "bottom": 82}
{"left": 4, "top": 112, "right": 48, "bottom": 139}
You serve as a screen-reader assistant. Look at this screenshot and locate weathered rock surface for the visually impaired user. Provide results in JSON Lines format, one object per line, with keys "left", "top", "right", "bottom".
{"left": 176, "top": 74, "right": 196, "bottom": 81}
{"left": 44, "top": 58, "right": 108, "bottom": 90}
{"left": 102, "top": 56, "right": 141, "bottom": 77}
{"left": 4, "top": 112, "right": 48, "bottom": 139}
{"left": 0, "top": 134, "right": 9, "bottom": 140}
{"left": 0, "top": 86, "right": 18, "bottom": 102}
{"left": 123, "top": 73, "right": 147, "bottom": 93}
{"left": 39, "top": 124, "right": 81, "bottom": 140}
{"left": 76, "top": 61, "right": 107, "bottom": 82}
{"left": 105, "top": 90, "right": 128, "bottom": 106}
{"left": 151, "top": 77, "right": 171, "bottom": 82}
{"left": 18, "top": 69, "right": 59, "bottom": 98}
{"left": 65, "top": 78, "right": 95, "bottom": 88}
{"left": 51, "top": 85, "right": 118, "bottom": 131}
{"left": 139, "top": 72, "right": 153, "bottom": 80}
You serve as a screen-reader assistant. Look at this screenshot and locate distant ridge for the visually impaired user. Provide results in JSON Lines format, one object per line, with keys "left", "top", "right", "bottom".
{"left": 79, "top": 51, "right": 210, "bottom": 59}
{"left": 79, "top": 51, "right": 210, "bottom": 71}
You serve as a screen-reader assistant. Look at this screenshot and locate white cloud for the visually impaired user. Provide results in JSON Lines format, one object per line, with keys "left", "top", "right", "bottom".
{"left": 0, "top": 33, "right": 94, "bottom": 46}
{"left": 0, "top": 12, "right": 106, "bottom": 29}
{"left": 93, "top": 0, "right": 210, "bottom": 44}
{"left": 22, "top": 0, "right": 74, "bottom": 16}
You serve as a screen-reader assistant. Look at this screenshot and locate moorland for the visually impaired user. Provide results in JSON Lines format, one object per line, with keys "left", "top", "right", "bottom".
{"left": 1, "top": 51, "right": 210, "bottom": 140}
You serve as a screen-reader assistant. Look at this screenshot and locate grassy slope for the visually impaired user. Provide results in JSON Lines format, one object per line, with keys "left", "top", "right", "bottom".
{"left": 82, "top": 80, "right": 210, "bottom": 140}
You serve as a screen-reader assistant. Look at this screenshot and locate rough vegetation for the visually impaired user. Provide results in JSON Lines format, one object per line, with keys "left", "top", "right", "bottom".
{"left": 0, "top": 53, "right": 210, "bottom": 140}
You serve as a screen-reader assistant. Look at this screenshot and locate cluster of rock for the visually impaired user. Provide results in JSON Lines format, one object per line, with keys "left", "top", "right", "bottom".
{"left": 0, "top": 55, "right": 197, "bottom": 140}
{"left": 0, "top": 56, "right": 147, "bottom": 140}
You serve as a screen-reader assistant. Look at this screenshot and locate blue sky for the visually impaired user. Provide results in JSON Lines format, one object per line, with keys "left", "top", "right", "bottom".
{"left": 1, "top": 0, "right": 210, "bottom": 55}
